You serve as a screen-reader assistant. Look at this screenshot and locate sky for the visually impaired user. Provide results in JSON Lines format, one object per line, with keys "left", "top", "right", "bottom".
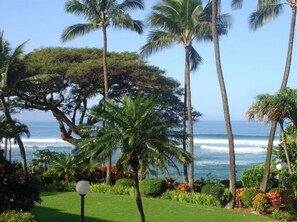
{"left": 0, "top": 0, "right": 296, "bottom": 122}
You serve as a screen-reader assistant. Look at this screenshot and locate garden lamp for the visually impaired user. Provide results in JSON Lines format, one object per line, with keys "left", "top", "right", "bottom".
{"left": 76, "top": 180, "right": 90, "bottom": 222}
{"left": 276, "top": 163, "right": 283, "bottom": 188}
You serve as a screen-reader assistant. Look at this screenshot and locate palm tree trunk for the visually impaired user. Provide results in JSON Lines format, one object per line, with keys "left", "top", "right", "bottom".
{"left": 212, "top": 0, "right": 236, "bottom": 208}
{"left": 185, "top": 46, "right": 194, "bottom": 190}
{"left": 183, "top": 86, "right": 189, "bottom": 183}
{"left": 279, "top": 122, "right": 293, "bottom": 174}
{"left": 131, "top": 162, "right": 145, "bottom": 222}
{"left": 260, "top": 4, "right": 296, "bottom": 192}
{"left": 102, "top": 24, "right": 112, "bottom": 185}
{"left": 0, "top": 95, "right": 29, "bottom": 182}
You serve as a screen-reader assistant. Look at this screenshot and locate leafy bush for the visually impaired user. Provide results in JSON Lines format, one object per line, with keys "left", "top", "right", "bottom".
{"left": 272, "top": 209, "right": 294, "bottom": 221}
{"left": 177, "top": 182, "right": 190, "bottom": 192}
{"left": 90, "top": 183, "right": 111, "bottom": 193}
{"left": 201, "top": 183, "right": 226, "bottom": 201}
{"left": 252, "top": 193, "right": 270, "bottom": 213}
{"left": 242, "top": 187, "right": 262, "bottom": 208}
{"left": 140, "top": 179, "right": 166, "bottom": 197}
{"left": 282, "top": 195, "right": 297, "bottom": 220}
{"left": 115, "top": 178, "right": 133, "bottom": 187}
{"left": 0, "top": 151, "right": 41, "bottom": 213}
{"left": 266, "top": 191, "right": 282, "bottom": 208}
{"left": 241, "top": 165, "right": 277, "bottom": 189}
{"left": 90, "top": 183, "right": 134, "bottom": 196}
{"left": 282, "top": 172, "right": 297, "bottom": 196}
{"left": 236, "top": 188, "right": 245, "bottom": 207}
{"left": 0, "top": 210, "right": 36, "bottom": 222}
{"left": 161, "top": 190, "right": 219, "bottom": 207}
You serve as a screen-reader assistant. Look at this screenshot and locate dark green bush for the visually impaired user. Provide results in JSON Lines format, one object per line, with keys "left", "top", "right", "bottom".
{"left": 115, "top": 178, "right": 133, "bottom": 187}
{"left": 0, "top": 210, "right": 36, "bottom": 222}
{"left": 241, "top": 165, "right": 277, "bottom": 190}
{"left": 0, "top": 151, "right": 41, "bottom": 213}
{"left": 242, "top": 187, "right": 262, "bottom": 208}
{"left": 140, "top": 178, "right": 166, "bottom": 197}
{"left": 201, "top": 183, "right": 226, "bottom": 201}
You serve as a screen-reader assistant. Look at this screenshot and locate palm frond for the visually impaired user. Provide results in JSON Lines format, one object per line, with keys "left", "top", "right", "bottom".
{"left": 139, "top": 30, "right": 175, "bottom": 58}
{"left": 249, "top": 3, "right": 284, "bottom": 31}
{"left": 189, "top": 46, "right": 202, "bottom": 71}
{"left": 231, "top": 0, "right": 243, "bottom": 9}
{"left": 61, "top": 23, "right": 98, "bottom": 42}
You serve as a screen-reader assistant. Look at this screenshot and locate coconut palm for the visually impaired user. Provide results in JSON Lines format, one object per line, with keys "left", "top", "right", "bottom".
{"left": 0, "top": 31, "right": 29, "bottom": 181}
{"left": 247, "top": 88, "right": 297, "bottom": 175}
{"left": 61, "top": 0, "right": 144, "bottom": 184}
{"left": 79, "top": 93, "right": 192, "bottom": 222}
{"left": 211, "top": 0, "right": 236, "bottom": 208}
{"left": 140, "top": 0, "right": 230, "bottom": 189}
{"left": 231, "top": 0, "right": 297, "bottom": 192}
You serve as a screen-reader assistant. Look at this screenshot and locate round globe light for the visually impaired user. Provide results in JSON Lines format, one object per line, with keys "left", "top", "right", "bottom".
{"left": 76, "top": 180, "right": 90, "bottom": 195}
{"left": 276, "top": 163, "right": 283, "bottom": 171}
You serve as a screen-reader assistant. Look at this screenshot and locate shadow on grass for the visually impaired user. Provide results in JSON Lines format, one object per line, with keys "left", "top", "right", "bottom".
{"left": 33, "top": 206, "right": 114, "bottom": 222}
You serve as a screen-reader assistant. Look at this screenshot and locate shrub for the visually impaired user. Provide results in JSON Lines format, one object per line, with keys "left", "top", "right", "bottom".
{"left": 266, "top": 191, "right": 282, "bottom": 208}
{"left": 242, "top": 187, "right": 262, "bottom": 208}
{"left": 0, "top": 151, "right": 41, "bottom": 213}
{"left": 164, "top": 177, "right": 176, "bottom": 190}
{"left": 140, "top": 179, "right": 166, "bottom": 197}
{"left": 177, "top": 182, "right": 190, "bottom": 192}
{"left": 0, "top": 210, "right": 36, "bottom": 222}
{"left": 282, "top": 195, "right": 297, "bottom": 220}
{"left": 115, "top": 178, "right": 133, "bottom": 187}
{"left": 241, "top": 165, "right": 277, "bottom": 189}
{"left": 236, "top": 188, "right": 245, "bottom": 207}
{"left": 201, "top": 183, "right": 226, "bottom": 201}
{"left": 90, "top": 183, "right": 111, "bottom": 193}
{"left": 252, "top": 193, "right": 270, "bottom": 213}
{"left": 161, "top": 190, "right": 219, "bottom": 207}
{"left": 272, "top": 209, "right": 294, "bottom": 221}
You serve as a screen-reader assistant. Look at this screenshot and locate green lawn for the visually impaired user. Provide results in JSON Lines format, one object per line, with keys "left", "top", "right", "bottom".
{"left": 32, "top": 192, "right": 274, "bottom": 222}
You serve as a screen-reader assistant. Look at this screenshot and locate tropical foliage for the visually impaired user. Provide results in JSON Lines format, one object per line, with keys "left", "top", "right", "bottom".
{"left": 79, "top": 93, "right": 192, "bottom": 222}
{"left": 140, "top": 0, "right": 230, "bottom": 189}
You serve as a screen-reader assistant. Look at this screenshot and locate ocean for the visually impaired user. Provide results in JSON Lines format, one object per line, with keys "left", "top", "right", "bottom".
{"left": 8, "top": 120, "right": 280, "bottom": 182}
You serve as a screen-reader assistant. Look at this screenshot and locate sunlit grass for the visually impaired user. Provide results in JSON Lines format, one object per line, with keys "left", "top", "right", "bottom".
{"left": 32, "top": 192, "right": 273, "bottom": 222}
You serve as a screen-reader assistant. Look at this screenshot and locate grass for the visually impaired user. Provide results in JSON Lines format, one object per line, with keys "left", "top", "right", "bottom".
{"left": 32, "top": 192, "right": 274, "bottom": 222}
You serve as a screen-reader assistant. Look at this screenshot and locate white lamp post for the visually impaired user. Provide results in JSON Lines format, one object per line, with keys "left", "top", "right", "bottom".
{"left": 76, "top": 180, "right": 90, "bottom": 222}
{"left": 276, "top": 163, "right": 283, "bottom": 188}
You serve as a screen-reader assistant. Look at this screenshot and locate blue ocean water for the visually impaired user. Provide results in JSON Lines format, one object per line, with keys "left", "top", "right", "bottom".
{"left": 9, "top": 120, "right": 280, "bottom": 181}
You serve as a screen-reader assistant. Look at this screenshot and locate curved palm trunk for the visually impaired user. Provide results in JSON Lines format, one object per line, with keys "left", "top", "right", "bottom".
{"left": 260, "top": 4, "right": 296, "bottom": 192}
{"left": 102, "top": 24, "right": 112, "bottom": 185}
{"left": 130, "top": 157, "right": 145, "bottom": 222}
{"left": 279, "top": 122, "right": 293, "bottom": 174}
{"left": 212, "top": 0, "right": 236, "bottom": 208}
{"left": 185, "top": 46, "right": 194, "bottom": 190}
{"left": 0, "top": 95, "right": 29, "bottom": 182}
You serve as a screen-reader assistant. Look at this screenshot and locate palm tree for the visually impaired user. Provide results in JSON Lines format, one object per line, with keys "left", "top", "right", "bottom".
{"left": 79, "top": 93, "right": 192, "bottom": 222}
{"left": 61, "top": 0, "right": 144, "bottom": 184}
{"left": 51, "top": 152, "right": 78, "bottom": 183}
{"left": 140, "top": 0, "right": 230, "bottom": 190}
{"left": 247, "top": 88, "right": 297, "bottom": 175}
{"left": 232, "top": 0, "right": 297, "bottom": 192}
{"left": 0, "top": 31, "right": 29, "bottom": 182}
{"left": 211, "top": 0, "right": 236, "bottom": 208}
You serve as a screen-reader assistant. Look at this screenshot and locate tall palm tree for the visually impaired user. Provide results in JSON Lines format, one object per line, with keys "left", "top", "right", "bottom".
{"left": 211, "top": 0, "right": 236, "bottom": 208}
{"left": 232, "top": 0, "right": 297, "bottom": 192}
{"left": 140, "top": 0, "right": 230, "bottom": 189}
{"left": 61, "top": 0, "right": 144, "bottom": 184}
{"left": 0, "top": 31, "right": 29, "bottom": 182}
{"left": 79, "top": 93, "right": 192, "bottom": 222}
{"left": 0, "top": 117, "right": 30, "bottom": 162}
{"left": 247, "top": 88, "right": 297, "bottom": 175}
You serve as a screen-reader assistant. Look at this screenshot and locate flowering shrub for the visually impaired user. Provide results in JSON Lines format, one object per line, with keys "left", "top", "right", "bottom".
{"left": 236, "top": 188, "right": 245, "bottom": 207}
{"left": 252, "top": 193, "right": 270, "bottom": 213}
{"left": 242, "top": 187, "right": 261, "bottom": 208}
{"left": 266, "top": 191, "right": 282, "bottom": 208}
{"left": 178, "top": 182, "right": 190, "bottom": 192}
